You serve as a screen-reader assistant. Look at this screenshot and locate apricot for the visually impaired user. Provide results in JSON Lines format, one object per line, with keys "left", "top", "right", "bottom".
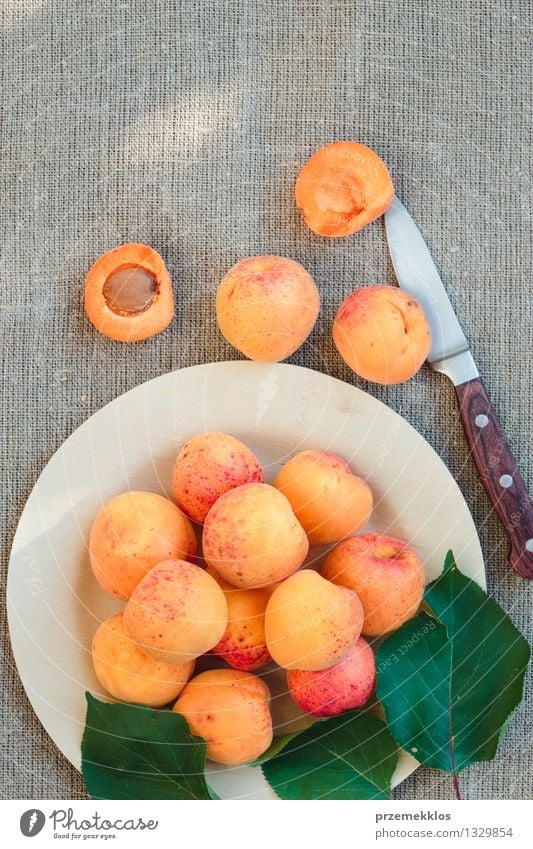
{"left": 207, "top": 566, "right": 271, "bottom": 671}
{"left": 202, "top": 483, "right": 309, "bottom": 589}
{"left": 264, "top": 570, "right": 363, "bottom": 670}
{"left": 295, "top": 142, "right": 394, "bottom": 237}
{"left": 173, "top": 669, "right": 273, "bottom": 765}
{"left": 333, "top": 285, "right": 431, "bottom": 384}
{"left": 123, "top": 560, "right": 228, "bottom": 664}
{"left": 321, "top": 533, "right": 425, "bottom": 636}
{"left": 89, "top": 491, "right": 197, "bottom": 600}
{"left": 84, "top": 243, "right": 174, "bottom": 342}
{"left": 92, "top": 612, "right": 194, "bottom": 707}
{"left": 216, "top": 255, "right": 320, "bottom": 362}
{"left": 287, "top": 637, "right": 375, "bottom": 717}
{"left": 274, "top": 449, "right": 373, "bottom": 544}
{"left": 172, "top": 432, "right": 264, "bottom": 524}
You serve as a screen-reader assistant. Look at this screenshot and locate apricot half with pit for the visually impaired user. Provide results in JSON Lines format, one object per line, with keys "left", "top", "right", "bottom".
{"left": 84, "top": 243, "right": 174, "bottom": 342}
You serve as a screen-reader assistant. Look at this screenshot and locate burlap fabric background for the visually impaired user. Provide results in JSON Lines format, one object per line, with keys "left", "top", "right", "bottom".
{"left": 1, "top": 0, "right": 531, "bottom": 799}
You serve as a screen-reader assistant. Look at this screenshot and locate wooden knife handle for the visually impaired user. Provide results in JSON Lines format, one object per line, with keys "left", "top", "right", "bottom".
{"left": 455, "top": 377, "right": 533, "bottom": 578}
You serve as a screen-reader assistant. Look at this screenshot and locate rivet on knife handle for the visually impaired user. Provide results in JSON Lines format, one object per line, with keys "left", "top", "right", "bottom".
{"left": 455, "top": 376, "right": 533, "bottom": 579}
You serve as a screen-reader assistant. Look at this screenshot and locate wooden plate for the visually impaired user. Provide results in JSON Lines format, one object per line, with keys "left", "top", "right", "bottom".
{"left": 7, "top": 361, "right": 484, "bottom": 799}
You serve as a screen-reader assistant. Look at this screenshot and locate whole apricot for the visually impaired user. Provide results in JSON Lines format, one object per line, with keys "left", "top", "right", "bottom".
{"left": 264, "top": 569, "right": 363, "bottom": 670}
{"left": 333, "top": 286, "right": 431, "bottom": 384}
{"left": 92, "top": 612, "right": 194, "bottom": 707}
{"left": 274, "top": 449, "right": 373, "bottom": 544}
{"left": 287, "top": 637, "right": 375, "bottom": 717}
{"left": 206, "top": 566, "right": 271, "bottom": 670}
{"left": 123, "top": 560, "right": 228, "bottom": 663}
{"left": 321, "top": 533, "right": 425, "bottom": 636}
{"left": 216, "top": 255, "right": 320, "bottom": 362}
{"left": 172, "top": 432, "right": 263, "bottom": 524}
{"left": 173, "top": 668, "right": 273, "bottom": 765}
{"left": 202, "top": 483, "right": 309, "bottom": 589}
{"left": 89, "top": 491, "right": 197, "bottom": 600}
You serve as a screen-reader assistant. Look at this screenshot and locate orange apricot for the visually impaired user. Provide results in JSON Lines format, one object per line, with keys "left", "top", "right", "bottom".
{"left": 287, "top": 637, "right": 375, "bottom": 717}
{"left": 123, "top": 559, "right": 228, "bottom": 664}
{"left": 321, "top": 533, "right": 426, "bottom": 636}
{"left": 295, "top": 142, "right": 394, "bottom": 237}
{"left": 333, "top": 285, "right": 431, "bottom": 384}
{"left": 92, "top": 612, "right": 195, "bottom": 707}
{"left": 172, "top": 432, "right": 264, "bottom": 524}
{"left": 173, "top": 669, "right": 273, "bottom": 765}
{"left": 207, "top": 566, "right": 272, "bottom": 671}
{"left": 84, "top": 243, "right": 174, "bottom": 342}
{"left": 216, "top": 255, "right": 320, "bottom": 362}
{"left": 264, "top": 570, "right": 363, "bottom": 671}
{"left": 89, "top": 491, "right": 197, "bottom": 601}
{"left": 274, "top": 449, "right": 373, "bottom": 544}
{"left": 202, "top": 483, "right": 309, "bottom": 589}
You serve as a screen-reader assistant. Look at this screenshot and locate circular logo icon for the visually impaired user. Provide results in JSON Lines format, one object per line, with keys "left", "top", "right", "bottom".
{"left": 20, "top": 810, "right": 46, "bottom": 837}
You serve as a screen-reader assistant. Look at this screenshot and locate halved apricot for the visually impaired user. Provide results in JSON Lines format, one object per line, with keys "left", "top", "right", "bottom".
{"left": 295, "top": 142, "right": 394, "bottom": 237}
{"left": 84, "top": 243, "right": 174, "bottom": 342}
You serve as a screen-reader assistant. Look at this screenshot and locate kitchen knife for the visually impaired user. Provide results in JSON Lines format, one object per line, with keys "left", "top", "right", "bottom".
{"left": 385, "top": 195, "right": 533, "bottom": 579}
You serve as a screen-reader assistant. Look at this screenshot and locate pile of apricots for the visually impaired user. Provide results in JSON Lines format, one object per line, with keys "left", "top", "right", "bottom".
{"left": 87, "top": 141, "right": 429, "bottom": 764}
{"left": 90, "top": 432, "right": 425, "bottom": 766}
{"left": 84, "top": 141, "right": 431, "bottom": 386}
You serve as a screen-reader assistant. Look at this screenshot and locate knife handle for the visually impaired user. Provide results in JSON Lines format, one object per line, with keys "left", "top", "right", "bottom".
{"left": 455, "top": 377, "right": 533, "bottom": 579}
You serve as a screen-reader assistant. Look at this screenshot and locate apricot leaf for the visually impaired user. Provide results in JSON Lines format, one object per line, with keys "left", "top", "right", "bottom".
{"left": 251, "top": 730, "right": 302, "bottom": 766}
{"left": 376, "top": 552, "right": 530, "bottom": 777}
{"left": 82, "top": 694, "right": 218, "bottom": 799}
{"left": 261, "top": 711, "right": 398, "bottom": 799}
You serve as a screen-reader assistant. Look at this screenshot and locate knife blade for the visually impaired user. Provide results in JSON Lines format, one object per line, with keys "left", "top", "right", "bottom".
{"left": 384, "top": 195, "right": 533, "bottom": 579}
{"left": 384, "top": 195, "right": 478, "bottom": 385}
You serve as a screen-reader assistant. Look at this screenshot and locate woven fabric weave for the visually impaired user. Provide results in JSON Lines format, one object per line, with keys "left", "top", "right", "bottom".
{"left": 0, "top": 0, "right": 531, "bottom": 799}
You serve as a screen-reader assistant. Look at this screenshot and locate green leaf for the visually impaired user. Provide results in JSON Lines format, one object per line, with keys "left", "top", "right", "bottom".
{"left": 261, "top": 711, "right": 398, "bottom": 799}
{"left": 82, "top": 693, "right": 217, "bottom": 800}
{"left": 251, "top": 730, "right": 302, "bottom": 766}
{"left": 425, "top": 550, "right": 530, "bottom": 769}
{"left": 376, "top": 611, "right": 453, "bottom": 769}
{"left": 376, "top": 552, "right": 530, "bottom": 774}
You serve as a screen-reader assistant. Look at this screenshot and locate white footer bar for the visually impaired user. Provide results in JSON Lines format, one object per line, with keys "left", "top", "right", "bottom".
{"left": 2, "top": 799, "right": 531, "bottom": 848}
